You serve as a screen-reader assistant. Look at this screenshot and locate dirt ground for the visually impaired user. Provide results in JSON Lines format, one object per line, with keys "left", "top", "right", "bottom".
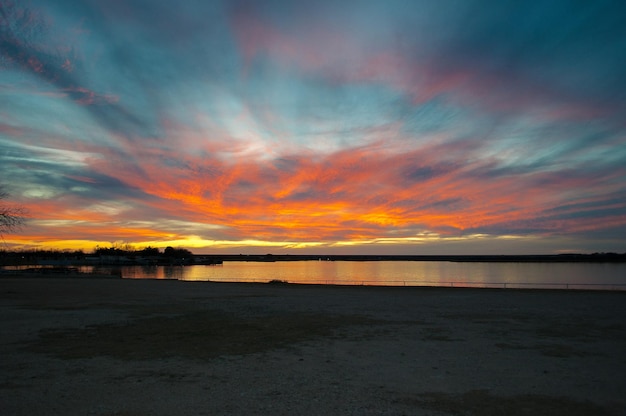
{"left": 1, "top": 277, "right": 625, "bottom": 415}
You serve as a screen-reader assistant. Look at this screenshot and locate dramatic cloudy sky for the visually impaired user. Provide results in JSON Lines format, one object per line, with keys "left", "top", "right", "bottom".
{"left": 1, "top": 0, "right": 625, "bottom": 254}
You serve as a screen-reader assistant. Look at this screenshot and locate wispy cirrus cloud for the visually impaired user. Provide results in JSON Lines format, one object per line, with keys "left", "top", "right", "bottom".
{"left": 1, "top": 0, "right": 625, "bottom": 253}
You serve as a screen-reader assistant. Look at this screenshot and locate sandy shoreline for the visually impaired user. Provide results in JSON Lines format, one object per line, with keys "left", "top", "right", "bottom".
{"left": 1, "top": 277, "right": 625, "bottom": 415}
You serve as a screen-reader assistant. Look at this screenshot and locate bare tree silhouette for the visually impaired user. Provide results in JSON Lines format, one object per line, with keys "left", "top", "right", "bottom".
{"left": 0, "top": 186, "right": 25, "bottom": 238}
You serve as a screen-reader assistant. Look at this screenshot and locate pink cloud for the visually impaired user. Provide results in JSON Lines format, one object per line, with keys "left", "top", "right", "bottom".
{"left": 0, "top": 123, "right": 25, "bottom": 137}
{"left": 230, "top": 8, "right": 364, "bottom": 78}
{"left": 229, "top": 9, "right": 616, "bottom": 124}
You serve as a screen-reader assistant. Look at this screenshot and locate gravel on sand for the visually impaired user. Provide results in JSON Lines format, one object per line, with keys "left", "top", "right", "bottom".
{"left": 1, "top": 277, "right": 625, "bottom": 415}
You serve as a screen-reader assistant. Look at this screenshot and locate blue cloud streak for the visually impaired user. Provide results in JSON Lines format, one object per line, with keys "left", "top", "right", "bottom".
{"left": 1, "top": 0, "right": 625, "bottom": 253}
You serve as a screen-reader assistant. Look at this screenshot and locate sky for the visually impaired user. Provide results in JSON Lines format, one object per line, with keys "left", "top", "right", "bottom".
{"left": 1, "top": 0, "right": 626, "bottom": 255}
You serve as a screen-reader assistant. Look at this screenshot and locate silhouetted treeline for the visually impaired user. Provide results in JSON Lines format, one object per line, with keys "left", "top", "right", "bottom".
{"left": 1, "top": 246, "right": 196, "bottom": 266}
{"left": 0, "top": 249, "right": 86, "bottom": 265}
{"left": 92, "top": 245, "right": 195, "bottom": 264}
{"left": 192, "top": 253, "right": 626, "bottom": 263}
{"left": 2, "top": 249, "right": 625, "bottom": 267}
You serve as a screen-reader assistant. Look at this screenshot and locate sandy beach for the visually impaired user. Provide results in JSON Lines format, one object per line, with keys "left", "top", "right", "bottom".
{"left": 1, "top": 277, "right": 625, "bottom": 415}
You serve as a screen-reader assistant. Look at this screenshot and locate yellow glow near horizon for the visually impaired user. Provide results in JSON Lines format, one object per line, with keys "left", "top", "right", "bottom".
{"left": 2, "top": 232, "right": 538, "bottom": 254}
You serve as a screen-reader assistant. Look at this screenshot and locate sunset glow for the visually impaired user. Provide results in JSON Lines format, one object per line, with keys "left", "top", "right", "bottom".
{"left": 2, "top": 1, "right": 625, "bottom": 254}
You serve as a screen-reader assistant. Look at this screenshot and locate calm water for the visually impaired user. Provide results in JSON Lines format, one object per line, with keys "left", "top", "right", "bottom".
{"left": 110, "top": 261, "right": 626, "bottom": 290}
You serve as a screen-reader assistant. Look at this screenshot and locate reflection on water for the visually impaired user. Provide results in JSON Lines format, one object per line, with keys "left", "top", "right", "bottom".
{"left": 107, "top": 261, "right": 626, "bottom": 290}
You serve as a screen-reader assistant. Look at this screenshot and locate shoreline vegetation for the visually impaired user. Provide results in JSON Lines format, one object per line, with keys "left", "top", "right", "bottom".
{"left": 2, "top": 248, "right": 626, "bottom": 268}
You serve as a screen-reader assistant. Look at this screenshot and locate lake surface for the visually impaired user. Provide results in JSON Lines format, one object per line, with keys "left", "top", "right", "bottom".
{"left": 109, "top": 261, "right": 626, "bottom": 290}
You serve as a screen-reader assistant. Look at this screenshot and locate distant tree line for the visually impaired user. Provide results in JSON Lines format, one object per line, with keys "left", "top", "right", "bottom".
{"left": 1, "top": 245, "right": 195, "bottom": 266}
{"left": 93, "top": 245, "right": 193, "bottom": 259}
{"left": 0, "top": 249, "right": 85, "bottom": 265}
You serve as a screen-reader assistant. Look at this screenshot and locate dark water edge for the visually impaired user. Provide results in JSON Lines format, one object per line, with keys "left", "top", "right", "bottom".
{"left": 2, "top": 251, "right": 626, "bottom": 268}
{"left": 3, "top": 254, "right": 626, "bottom": 290}
{"left": 195, "top": 253, "right": 626, "bottom": 263}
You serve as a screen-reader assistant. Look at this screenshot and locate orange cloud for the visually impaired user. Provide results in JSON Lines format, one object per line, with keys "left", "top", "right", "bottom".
{"left": 68, "top": 126, "right": 602, "bottom": 245}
